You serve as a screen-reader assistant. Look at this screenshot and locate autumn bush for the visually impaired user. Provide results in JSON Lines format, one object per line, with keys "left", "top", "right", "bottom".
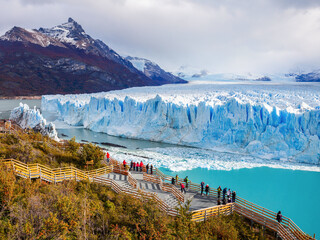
{"left": 0, "top": 130, "right": 276, "bottom": 239}
{"left": 0, "top": 130, "right": 104, "bottom": 169}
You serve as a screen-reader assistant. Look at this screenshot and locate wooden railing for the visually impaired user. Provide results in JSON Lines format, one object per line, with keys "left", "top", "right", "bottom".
{"left": 151, "top": 165, "right": 314, "bottom": 240}
{"left": 1, "top": 159, "right": 112, "bottom": 183}
{"left": 191, "top": 204, "right": 234, "bottom": 222}
{"left": 161, "top": 182, "right": 184, "bottom": 203}
{"left": 127, "top": 172, "right": 138, "bottom": 188}
{"left": 143, "top": 172, "right": 162, "bottom": 184}
{"left": 235, "top": 197, "right": 312, "bottom": 240}
{"left": 2, "top": 158, "right": 313, "bottom": 239}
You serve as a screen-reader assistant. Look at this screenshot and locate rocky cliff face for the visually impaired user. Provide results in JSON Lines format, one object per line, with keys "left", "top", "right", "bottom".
{"left": 125, "top": 56, "right": 186, "bottom": 84}
{"left": 0, "top": 18, "right": 186, "bottom": 96}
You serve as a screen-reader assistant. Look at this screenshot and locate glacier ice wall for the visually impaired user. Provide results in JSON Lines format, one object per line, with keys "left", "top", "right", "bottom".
{"left": 10, "top": 103, "right": 59, "bottom": 141}
{"left": 41, "top": 84, "right": 320, "bottom": 165}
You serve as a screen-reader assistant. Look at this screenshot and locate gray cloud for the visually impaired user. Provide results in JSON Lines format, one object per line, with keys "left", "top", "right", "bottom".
{"left": 1, "top": 0, "right": 320, "bottom": 74}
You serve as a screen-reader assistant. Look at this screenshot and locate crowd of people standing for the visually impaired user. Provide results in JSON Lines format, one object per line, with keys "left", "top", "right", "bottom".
{"left": 107, "top": 152, "right": 237, "bottom": 205}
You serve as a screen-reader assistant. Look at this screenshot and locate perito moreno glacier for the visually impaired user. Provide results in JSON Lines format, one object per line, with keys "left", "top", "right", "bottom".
{"left": 41, "top": 82, "right": 320, "bottom": 165}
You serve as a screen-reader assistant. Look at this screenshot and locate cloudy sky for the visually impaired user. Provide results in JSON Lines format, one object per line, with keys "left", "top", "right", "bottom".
{"left": 1, "top": 0, "right": 320, "bottom": 74}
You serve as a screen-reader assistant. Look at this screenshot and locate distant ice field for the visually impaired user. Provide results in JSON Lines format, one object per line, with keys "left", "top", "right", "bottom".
{"left": 43, "top": 81, "right": 320, "bottom": 110}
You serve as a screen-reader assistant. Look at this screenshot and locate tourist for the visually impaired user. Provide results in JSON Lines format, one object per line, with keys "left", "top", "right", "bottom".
{"left": 123, "top": 160, "right": 126, "bottom": 169}
{"left": 276, "top": 211, "right": 283, "bottom": 223}
{"left": 150, "top": 164, "right": 153, "bottom": 174}
{"left": 130, "top": 161, "right": 133, "bottom": 171}
{"left": 217, "top": 186, "right": 222, "bottom": 199}
{"left": 180, "top": 183, "right": 186, "bottom": 193}
{"left": 171, "top": 177, "right": 175, "bottom": 185}
{"left": 140, "top": 161, "right": 143, "bottom": 172}
{"left": 175, "top": 175, "right": 179, "bottom": 185}
{"left": 184, "top": 176, "right": 189, "bottom": 189}
{"left": 136, "top": 162, "right": 139, "bottom": 171}
{"left": 200, "top": 181, "right": 205, "bottom": 195}
{"left": 227, "top": 188, "right": 231, "bottom": 198}
{"left": 217, "top": 199, "right": 221, "bottom": 205}
{"left": 133, "top": 162, "right": 136, "bottom": 171}
{"left": 106, "top": 152, "right": 110, "bottom": 163}
{"left": 232, "top": 191, "right": 236, "bottom": 202}
{"left": 223, "top": 187, "right": 227, "bottom": 200}
{"left": 146, "top": 163, "right": 149, "bottom": 174}
{"left": 228, "top": 197, "right": 232, "bottom": 203}
{"left": 205, "top": 184, "right": 210, "bottom": 196}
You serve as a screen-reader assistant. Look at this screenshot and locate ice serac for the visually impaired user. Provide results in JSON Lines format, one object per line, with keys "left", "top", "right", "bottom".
{"left": 10, "top": 103, "right": 59, "bottom": 141}
{"left": 41, "top": 84, "right": 320, "bottom": 165}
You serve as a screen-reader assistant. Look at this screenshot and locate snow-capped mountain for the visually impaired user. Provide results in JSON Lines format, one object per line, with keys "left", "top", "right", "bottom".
{"left": 38, "top": 18, "right": 139, "bottom": 74}
{"left": 0, "top": 26, "right": 66, "bottom": 48}
{"left": 0, "top": 18, "right": 186, "bottom": 96}
{"left": 126, "top": 56, "right": 186, "bottom": 84}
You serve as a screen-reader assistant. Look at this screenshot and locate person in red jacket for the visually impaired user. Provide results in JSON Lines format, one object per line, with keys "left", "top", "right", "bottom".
{"left": 180, "top": 183, "right": 186, "bottom": 194}
{"left": 106, "top": 152, "right": 110, "bottom": 163}
{"left": 136, "top": 162, "right": 139, "bottom": 171}
{"left": 123, "top": 160, "right": 126, "bottom": 169}
{"left": 133, "top": 162, "right": 136, "bottom": 171}
{"left": 140, "top": 161, "right": 143, "bottom": 172}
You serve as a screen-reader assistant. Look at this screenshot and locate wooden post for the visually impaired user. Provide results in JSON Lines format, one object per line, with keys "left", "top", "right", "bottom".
{"left": 64, "top": 173, "right": 66, "bottom": 181}
{"left": 54, "top": 174, "right": 56, "bottom": 184}
{"left": 29, "top": 169, "right": 31, "bottom": 179}
{"left": 218, "top": 206, "right": 220, "bottom": 216}
{"left": 204, "top": 210, "right": 207, "bottom": 221}
{"left": 75, "top": 171, "right": 77, "bottom": 181}
{"left": 39, "top": 167, "right": 42, "bottom": 182}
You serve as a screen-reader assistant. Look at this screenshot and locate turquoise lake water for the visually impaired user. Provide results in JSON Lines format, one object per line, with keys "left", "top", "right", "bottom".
{"left": 160, "top": 167, "right": 320, "bottom": 238}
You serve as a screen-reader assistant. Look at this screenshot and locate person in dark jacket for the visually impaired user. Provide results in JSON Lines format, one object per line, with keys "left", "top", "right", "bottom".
{"left": 200, "top": 181, "right": 205, "bottom": 195}
{"left": 171, "top": 177, "right": 175, "bottom": 185}
{"left": 146, "top": 164, "right": 149, "bottom": 174}
{"left": 150, "top": 164, "right": 153, "bottom": 174}
{"left": 223, "top": 187, "right": 227, "bottom": 200}
{"left": 232, "top": 191, "right": 236, "bottom": 202}
{"left": 130, "top": 161, "right": 133, "bottom": 171}
{"left": 276, "top": 211, "right": 283, "bottom": 223}
{"left": 205, "top": 184, "right": 210, "bottom": 196}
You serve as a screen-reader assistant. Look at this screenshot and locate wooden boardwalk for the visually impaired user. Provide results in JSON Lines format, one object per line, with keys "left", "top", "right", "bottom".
{"left": 0, "top": 158, "right": 314, "bottom": 240}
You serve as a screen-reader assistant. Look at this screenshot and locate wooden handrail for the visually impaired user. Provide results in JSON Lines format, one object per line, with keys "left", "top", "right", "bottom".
{"left": 1, "top": 158, "right": 313, "bottom": 239}
{"left": 143, "top": 162, "right": 314, "bottom": 239}
{"left": 1, "top": 159, "right": 112, "bottom": 183}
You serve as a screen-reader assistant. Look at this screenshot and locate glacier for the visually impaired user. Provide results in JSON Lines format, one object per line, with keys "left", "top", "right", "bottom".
{"left": 41, "top": 82, "right": 320, "bottom": 165}
{"left": 10, "top": 103, "right": 59, "bottom": 141}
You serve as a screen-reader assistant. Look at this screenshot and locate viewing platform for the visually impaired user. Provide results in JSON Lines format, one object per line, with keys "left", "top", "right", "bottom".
{"left": 0, "top": 158, "right": 314, "bottom": 240}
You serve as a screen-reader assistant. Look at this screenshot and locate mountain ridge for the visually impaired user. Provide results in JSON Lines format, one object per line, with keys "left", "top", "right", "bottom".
{"left": 0, "top": 18, "right": 186, "bottom": 96}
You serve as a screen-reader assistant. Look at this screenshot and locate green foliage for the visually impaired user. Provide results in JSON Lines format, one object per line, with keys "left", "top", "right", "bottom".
{"left": 80, "top": 143, "right": 104, "bottom": 168}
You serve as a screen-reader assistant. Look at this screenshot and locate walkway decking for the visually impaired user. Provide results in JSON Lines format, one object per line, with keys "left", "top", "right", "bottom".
{"left": 0, "top": 158, "right": 313, "bottom": 240}
{"left": 100, "top": 171, "right": 218, "bottom": 211}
